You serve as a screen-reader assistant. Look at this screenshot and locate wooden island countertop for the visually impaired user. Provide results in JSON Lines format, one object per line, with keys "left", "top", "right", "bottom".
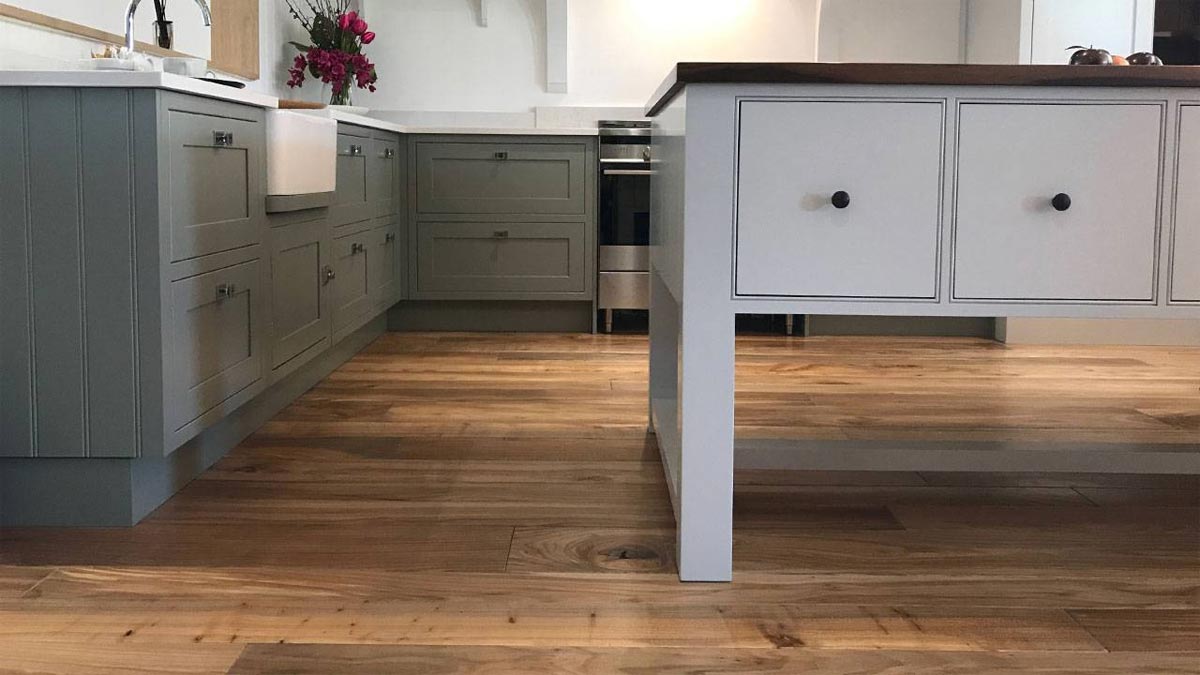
{"left": 646, "top": 62, "right": 1200, "bottom": 115}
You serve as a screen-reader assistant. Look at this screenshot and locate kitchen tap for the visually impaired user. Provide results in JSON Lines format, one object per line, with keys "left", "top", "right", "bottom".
{"left": 124, "top": 0, "right": 212, "bottom": 54}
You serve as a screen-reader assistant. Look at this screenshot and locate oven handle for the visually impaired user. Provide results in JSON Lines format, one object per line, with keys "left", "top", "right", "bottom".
{"left": 602, "top": 169, "right": 654, "bottom": 176}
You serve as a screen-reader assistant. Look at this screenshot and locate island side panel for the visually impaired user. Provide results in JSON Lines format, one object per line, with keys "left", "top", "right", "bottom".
{"left": 651, "top": 87, "right": 738, "bottom": 582}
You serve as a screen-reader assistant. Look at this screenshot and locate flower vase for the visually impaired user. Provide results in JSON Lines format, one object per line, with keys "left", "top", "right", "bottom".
{"left": 321, "top": 81, "right": 369, "bottom": 115}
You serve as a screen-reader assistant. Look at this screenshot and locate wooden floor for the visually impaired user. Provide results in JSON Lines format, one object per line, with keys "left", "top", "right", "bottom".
{"left": 1, "top": 333, "right": 1198, "bottom": 674}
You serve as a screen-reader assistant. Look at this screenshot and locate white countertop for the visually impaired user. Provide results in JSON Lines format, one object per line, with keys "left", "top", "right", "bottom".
{"left": 0, "top": 70, "right": 278, "bottom": 108}
{"left": 0, "top": 70, "right": 599, "bottom": 135}
{"left": 298, "top": 108, "right": 598, "bottom": 136}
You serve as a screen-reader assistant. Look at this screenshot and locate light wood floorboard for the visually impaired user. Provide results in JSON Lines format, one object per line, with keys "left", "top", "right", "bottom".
{"left": 0, "top": 333, "right": 1196, "bottom": 673}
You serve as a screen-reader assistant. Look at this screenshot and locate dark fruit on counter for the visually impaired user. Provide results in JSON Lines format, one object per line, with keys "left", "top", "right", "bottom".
{"left": 1068, "top": 46, "right": 1114, "bottom": 65}
{"left": 1127, "top": 52, "right": 1164, "bottom": 66}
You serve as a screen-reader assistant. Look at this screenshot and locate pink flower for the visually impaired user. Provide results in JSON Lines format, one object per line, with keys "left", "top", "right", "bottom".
{"left": 351, "top": 18, "right": 368, "bottom": 35}
{"left": 361, "top": 31, "right": 375, "bottom": 44}
{"left": 337, "top": 12, "right": 353, "bottom": 30}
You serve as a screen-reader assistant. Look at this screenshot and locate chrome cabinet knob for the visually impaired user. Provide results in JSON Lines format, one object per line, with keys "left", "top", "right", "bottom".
{"left": 323, "top": 265, "right": 336, "bottom": 285}
{"left": 351, "top": 242, "right": 365, "bottom": 254}
{"left": 493, "top": 229, "right": 510, "bottom": 238}
{"left": 213, "top": 131, "right": 234, "bottom": 147}
{"left": 385, "top": 232, "right": 396, "bottom": 243}
{"left": 494, "top": 151, "right": 509, "bottom": 160}
{"left": 383, "top": 148, "right": 396, "bottom": 159}
{"left": 215, "top": 283, "right": 237, "bottom": 299}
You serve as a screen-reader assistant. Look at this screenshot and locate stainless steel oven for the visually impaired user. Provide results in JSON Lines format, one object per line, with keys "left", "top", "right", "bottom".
{"left": 597, "top": 120, "right": 651, "bottom": 332}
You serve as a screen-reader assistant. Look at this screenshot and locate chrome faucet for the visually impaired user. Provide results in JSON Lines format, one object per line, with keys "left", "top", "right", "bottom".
{"left": 124, "top": 0, "right": 213, "bottom": 54}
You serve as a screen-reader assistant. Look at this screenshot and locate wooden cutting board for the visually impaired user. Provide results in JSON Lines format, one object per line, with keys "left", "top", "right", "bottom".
{"left": 279, "top": 99, "right": 327, "bottom": 110}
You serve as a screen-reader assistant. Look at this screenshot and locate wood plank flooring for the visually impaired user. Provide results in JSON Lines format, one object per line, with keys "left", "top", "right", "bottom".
{"left": 0, "top": 333, "right": 1197, "bottom": 673}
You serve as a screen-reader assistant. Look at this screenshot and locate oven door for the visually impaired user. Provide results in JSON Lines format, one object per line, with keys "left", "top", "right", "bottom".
{"left": 599, "top": 164, "right": 651, "bottom": 248}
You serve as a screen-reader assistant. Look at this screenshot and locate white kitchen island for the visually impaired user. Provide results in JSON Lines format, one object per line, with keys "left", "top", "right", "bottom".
{"left": 645, "top": 63, "right": 1200, "bottom": 582}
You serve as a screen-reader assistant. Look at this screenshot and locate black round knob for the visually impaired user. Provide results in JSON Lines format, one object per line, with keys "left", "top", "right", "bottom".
{"left": 1052, "top": 193, "right": 1072, "bottom": 212}
{"left": 831, "top": 191, "right": 851, "bottom": 209}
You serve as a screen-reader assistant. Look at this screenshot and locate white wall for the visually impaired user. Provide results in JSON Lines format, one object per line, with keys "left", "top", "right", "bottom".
{"left": 353, "top": 0, "right": 820, "bottom": 112}
{"left": 0, "top": 0, "right": 302, "bottom": 98}
{"left": 817, "top": 0, "right": 964, "bottom": 63}
{"left": 4, "top": 0, "right": 212, "bottom": 59}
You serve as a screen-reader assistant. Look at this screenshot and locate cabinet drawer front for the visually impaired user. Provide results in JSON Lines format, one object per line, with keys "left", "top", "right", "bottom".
{"left": 269, "top": 218, "right": 331, "bottom": 370}
{"left": 416, "top": 142, "right": 586, "bottom": 215}
{"left": 735, "top": 100, "right": 945, "bottom": 298}
{"left": 416, "top": 221, "right": 586, "bottom": 295}
{"left": 368, "top": 222, "right": 401, "bottom": 310}
{"left": 168, "top": 259, "right": 263, "bottom": 431}
{"left": 954, "top": 103, "right": 1162, "bottom": 302}
{"left": 331, "top": 230, "right": 372, "bottom": 333}
{"left": 331, "top": 131, "right": 371, "bottom": 227}
{"left": 168, "top": 111, "right": 264, "bottom": 261}
{"left": 1173, "top": 106, "right": 1200, "bottom": 302}
{"left": 369, "top": 136, "right": 401, "bottom": 217}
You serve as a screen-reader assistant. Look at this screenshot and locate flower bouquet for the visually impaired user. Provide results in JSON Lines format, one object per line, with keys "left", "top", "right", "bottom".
{"left": 285, "top": 0, "right": 378, "bottom": 107}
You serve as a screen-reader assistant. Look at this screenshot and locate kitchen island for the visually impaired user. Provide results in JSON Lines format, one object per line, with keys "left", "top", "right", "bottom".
{"left": 645, "top": 63, "right": 1200, "bottom": 582}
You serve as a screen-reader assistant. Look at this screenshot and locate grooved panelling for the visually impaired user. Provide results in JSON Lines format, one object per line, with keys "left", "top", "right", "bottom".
{"left": 0, "top": 89, "right": 143, "bottom": 459}
{"left": 81, "top": 89, "right": 140, "bottom": 458}
{"left": 0, "top": 89, "right": 34, "bottom": 457}
{"left": 27, "top": 89, "right": 86, "bottom": 457}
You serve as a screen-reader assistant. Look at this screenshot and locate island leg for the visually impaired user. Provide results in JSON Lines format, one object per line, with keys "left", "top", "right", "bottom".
{"left": 649, "top": 268, "right": 735, "bottom": 582}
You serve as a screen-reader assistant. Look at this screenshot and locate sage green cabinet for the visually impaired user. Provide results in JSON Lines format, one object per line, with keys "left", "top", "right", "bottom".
{"left": 370, "top": 135, "right": 401, "bottom": 217}
{"left": 0, "top": 88, "right": 269, "bottom": 459}
{"left": 166, "top": 258, "right": 264, "bottom": 438}
{"left": 331, "top": 226, "right": 375, "bottom": 340}
{"left": 415, "top": 221, "right": 588, "bottom": 297}
{"left": 369, "top": 223, "right": 402, "bottom": 310}
{"left": 166, "top": 105, "right": 265, "bottom": 262}
{"left": 331, "top": 127, "right": 372, "bottom": 228}
{"left": 268, "top": 216, "right": 333, "bottom": 374}
{"left": 407, "top": 135, "right": 595, "bottom": 303}
{"left": 415, "top": 140, "right": 588, "bottom": 215}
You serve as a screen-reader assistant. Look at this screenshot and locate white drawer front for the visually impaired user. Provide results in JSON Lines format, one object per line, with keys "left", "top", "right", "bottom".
{"left": 1173, "top": 106, "right": 1200, "bottom": 302}
{"left": 735, "top": 100, "right": 944, "bottom": 299}
{"left": 953, "top": 103, "right": 1162, "bottom": 302}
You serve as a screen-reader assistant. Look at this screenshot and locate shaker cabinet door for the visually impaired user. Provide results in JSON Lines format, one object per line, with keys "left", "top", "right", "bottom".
{"left": 368, "top": 223, "right": 400, "bottom": 310}
{"left": 415, "top": 221, "right": 587, "bottom": 297}
{"left": 369, "top": 135, "right": 401, "bottom": 217}
{"left": 166, "top": 110, "right": 264, "bottom": 261}
{"left": 269, "top": 218, "right": 332, "bottom": 372}
{"left": 415, "top": 141, "right": 587, "bottom": 215}
{"left": 331, "top": 129, "right": 372, "bottom": 228}
{"left": 167, "top": 259, "right": 264, "bottom": 437}
{"left": 331, "top": 229, "right": 373, "bottom": 339}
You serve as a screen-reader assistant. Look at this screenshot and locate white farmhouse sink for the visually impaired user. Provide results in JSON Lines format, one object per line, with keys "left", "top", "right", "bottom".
{"left": 266, "top": 110, "right": 337, "bottom": 196}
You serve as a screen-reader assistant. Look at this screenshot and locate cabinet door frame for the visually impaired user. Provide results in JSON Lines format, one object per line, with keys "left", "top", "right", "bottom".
{"left": 160, "top": 94, "right": 266, "bottom": 263}
{"left": 1170, "top": 103, "right": 1200, "bottom": 303}
{"left": 414, "top": 138, "right": 588, "bottom": 216}
{"left": 164, "top": 256, "right": 265, "bottom": 449}
{"left": 369, "top": 134, "right": 401, "bottom": 218}
{"left": 331, "top": 225, "right": 374, "bottom": 342}
{"left": 414, "top": 220, "right": 589, "bottom": 299}
{"left": 951, "top": 100, "right": 1164, "bottom": 304}
{"left": 367, "top": 220, "right": 401, "bottom": 311}
{"left": 268, "top": 215, "right": 333, "bottom": 375}
{"left": 331, "top": 125, "right": 373, "bottom": 228}
{"left": 733, "top": 97, "right": 946, "bottom": 300}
